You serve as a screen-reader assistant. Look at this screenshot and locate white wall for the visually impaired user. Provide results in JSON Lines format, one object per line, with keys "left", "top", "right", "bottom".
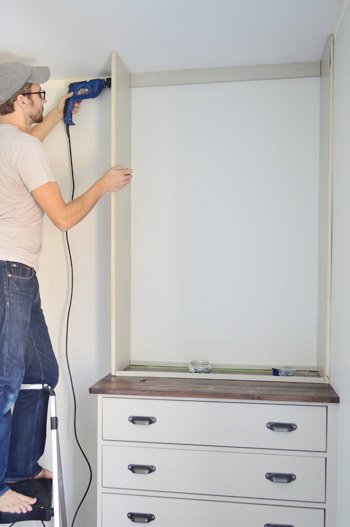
{"left": 331, "top": 2, "right": 350, "bottom": 525}
{"left": 130, "top": 77, "right": 320, "bottom": 368}
{"left": 32, "top": 80, "right": 112, "bottom": 527}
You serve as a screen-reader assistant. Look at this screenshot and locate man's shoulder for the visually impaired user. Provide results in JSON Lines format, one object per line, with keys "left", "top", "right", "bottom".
{"left": 0, "top": 124, "right": 40, "bottom": 141}
{"left": 0, "top": 124, "right": 43, "bottom": 153}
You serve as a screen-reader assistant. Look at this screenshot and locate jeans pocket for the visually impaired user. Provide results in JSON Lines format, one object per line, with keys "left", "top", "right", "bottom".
{"left": 8, "top": 262, "right": 35, "bottom": 280}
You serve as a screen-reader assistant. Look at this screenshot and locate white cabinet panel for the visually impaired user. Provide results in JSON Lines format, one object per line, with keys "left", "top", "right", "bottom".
{"left": 102, "top": 445, "right": 325, "bottom": 503}
{"left": 102, "top": 397, "right": 327, "bottom": 451}
{"left": 102, "top": 492, "right": 324, "bottom": 527}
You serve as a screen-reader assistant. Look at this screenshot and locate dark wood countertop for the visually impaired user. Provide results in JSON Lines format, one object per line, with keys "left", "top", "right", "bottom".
{"left": 89, "top": 374, "right": 339, "bottom": 403}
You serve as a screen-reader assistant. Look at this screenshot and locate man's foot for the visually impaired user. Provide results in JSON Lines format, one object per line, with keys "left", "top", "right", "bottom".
{"left": 34, "top": 468, "right": 53, "bottom": 480}
{"left": 0, "top": 488, "right": 37, "bottom": 514}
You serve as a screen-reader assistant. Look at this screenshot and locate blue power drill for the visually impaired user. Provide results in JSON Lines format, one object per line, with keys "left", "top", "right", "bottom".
{"left": 63, "top": 77, "right": 111, "bottom": 125}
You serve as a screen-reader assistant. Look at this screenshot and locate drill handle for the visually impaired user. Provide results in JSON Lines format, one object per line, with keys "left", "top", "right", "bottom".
{"left": 63, "top": 83, "right": 77, "bottom": 126}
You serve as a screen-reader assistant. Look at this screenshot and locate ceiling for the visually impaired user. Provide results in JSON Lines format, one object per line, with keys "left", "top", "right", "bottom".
{"left": 1, "top": 0, "right": 344, "bottom": 80}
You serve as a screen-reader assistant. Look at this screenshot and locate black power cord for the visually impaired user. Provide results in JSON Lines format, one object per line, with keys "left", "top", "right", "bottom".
{"left": 65, "top": 124, "right": 93, "bottom": 527}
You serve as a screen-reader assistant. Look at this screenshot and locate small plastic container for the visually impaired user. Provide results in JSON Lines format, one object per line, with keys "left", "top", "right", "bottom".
{"left": 188, "top": 360, "right": 212, "bottom": 373}
{"left": 279, "top": 367, "right": 294, "bottom": 376}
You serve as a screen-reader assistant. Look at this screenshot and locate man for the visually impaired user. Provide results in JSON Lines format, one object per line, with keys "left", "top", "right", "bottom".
{"left": 0, "top": 62, "right": 132, "bottom": 514}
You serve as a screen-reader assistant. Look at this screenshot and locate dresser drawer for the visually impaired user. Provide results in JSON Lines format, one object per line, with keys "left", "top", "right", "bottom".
{"left": 102, "top": 445, "right": 325, "bottom": 503}
{"left": 101, "top": 492, "right": 324, "bottom": 527}
{"left": 102, "top": 397, "right": 327, "bottom": 451}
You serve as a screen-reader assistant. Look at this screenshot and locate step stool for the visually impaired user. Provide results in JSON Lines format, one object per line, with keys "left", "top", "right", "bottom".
{"left": 0, "top": 384, "right": 67, "bottom": 527}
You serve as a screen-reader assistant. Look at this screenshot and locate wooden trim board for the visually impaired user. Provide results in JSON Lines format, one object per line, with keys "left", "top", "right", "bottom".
{"left": 131, "top": 62, "right": 321, "bottom": 88}
{"left": 90, "top": 374, "right": 339, "bottom": 403}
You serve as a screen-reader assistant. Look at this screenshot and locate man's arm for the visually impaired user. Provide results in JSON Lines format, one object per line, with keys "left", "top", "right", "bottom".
{"left": 30, "top": 92, "right": 79, "bottom": 142}
{"left": 32, "top": 167, "right": 132, "bottom": 231}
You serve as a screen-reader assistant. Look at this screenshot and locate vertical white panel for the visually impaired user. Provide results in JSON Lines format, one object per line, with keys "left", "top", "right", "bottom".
{"left": 110, "top": 52, "right": 132, "bottom": 374}
{"left": 331, "top": 2, "right": 350, "bottom": 525}
{"left": 131, "top": 78, "right": 320, "bottom": 367}
{"left": 317, "top": 36, "right": 334, "bottom": 382}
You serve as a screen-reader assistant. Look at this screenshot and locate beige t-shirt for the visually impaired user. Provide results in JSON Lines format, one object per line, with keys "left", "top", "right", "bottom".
{"left": 0, "top": 124, "right": 56, "bottom": 271}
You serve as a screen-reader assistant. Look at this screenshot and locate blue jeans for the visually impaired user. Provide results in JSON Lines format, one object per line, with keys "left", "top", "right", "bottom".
{"left": 0, "top": 261, "right": 59, "bottom": 496}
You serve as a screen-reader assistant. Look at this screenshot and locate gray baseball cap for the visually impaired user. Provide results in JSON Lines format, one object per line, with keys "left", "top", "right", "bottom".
{"left": 0, "top": 62, "right": 50, "bottom": 104}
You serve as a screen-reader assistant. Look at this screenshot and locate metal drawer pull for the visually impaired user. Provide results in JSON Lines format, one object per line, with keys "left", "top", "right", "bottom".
{"left": 266, "top": 422, "right": 297, "bottom": 432}
{"left": 127, "top": 512, "right": 156, "bottom": 523}
{"left": 264, "top": 524, "right": 294, "bottom": 527}
{"left": 265, "top": 472, "right": 296, "bottom": 483}
{"left": 128, "top": 464, "right": 156, "bottom": 474}
{"left": 129, "top": 416, "right": 157, "bottom": 425}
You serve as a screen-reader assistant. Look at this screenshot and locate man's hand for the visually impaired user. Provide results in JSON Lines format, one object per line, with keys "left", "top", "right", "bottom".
{"left": 56, "top": 92, "right": 81, "bottom": 120}
{"left": 100, "top": 167, "right": 133, "bottom": 193}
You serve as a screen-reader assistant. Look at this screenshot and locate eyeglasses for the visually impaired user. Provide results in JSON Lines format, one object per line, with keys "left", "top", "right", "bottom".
{"left": 20, "top": 90, "right": 46, "bottom": 100}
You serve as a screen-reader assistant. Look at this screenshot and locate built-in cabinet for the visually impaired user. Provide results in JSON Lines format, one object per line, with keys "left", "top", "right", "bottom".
{"left": 91, "top": 40, "right": 338, "bottom": 525}
{"left": 109, "top": 37, "right": 333, "bottom": 382}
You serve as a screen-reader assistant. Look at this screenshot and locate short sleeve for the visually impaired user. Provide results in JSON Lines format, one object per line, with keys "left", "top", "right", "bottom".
{"left": 12, "top": 135, "right": 56, "bottom": 192}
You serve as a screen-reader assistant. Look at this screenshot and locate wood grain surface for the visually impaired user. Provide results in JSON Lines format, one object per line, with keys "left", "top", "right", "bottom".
{"left": 90, "top": 374, "right": 339, "bottom": 403}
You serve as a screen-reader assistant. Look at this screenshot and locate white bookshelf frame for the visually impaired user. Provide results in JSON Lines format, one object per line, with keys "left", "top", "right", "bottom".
{"left": 110, "top": 38, "right": 333, "bottom": 384}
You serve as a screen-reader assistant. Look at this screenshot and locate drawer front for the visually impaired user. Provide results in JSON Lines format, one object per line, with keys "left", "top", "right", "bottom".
{"left": 102, "top": 397, "right": 327, "bottom": 451}
{"left": 101, "top": 493, "right": 324, "bottom": 527}
{"left": 102, "top": 445, "right": 325, "bottom": 503}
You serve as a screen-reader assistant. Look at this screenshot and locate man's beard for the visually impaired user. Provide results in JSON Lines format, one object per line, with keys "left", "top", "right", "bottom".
{"left": 29, "top": 101, "right": 44, "bottom": 124}
{"left": 33, "top": 113, "right": 44, "bottom": 124}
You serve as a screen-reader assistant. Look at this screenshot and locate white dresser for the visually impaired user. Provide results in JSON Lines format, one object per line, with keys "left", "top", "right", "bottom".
{"left": 90, "top": 375, "right": 339, "bottom": 527}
